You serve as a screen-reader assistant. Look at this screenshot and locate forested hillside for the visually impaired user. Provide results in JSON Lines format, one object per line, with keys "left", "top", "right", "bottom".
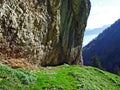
{"left": 83, "top": 19, "right": 120, "bottom": 74}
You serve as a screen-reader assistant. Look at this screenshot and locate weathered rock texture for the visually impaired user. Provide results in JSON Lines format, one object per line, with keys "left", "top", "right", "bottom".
{"left": 0, "top": 0, "right": 91, "bottom": 66}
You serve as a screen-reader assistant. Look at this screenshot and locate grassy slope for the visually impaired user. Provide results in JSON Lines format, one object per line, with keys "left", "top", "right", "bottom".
{"left": 0, "top": 65, "right": 120, "bottom": 90}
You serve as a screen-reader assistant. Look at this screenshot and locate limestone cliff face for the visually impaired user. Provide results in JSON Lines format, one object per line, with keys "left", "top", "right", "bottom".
{"left": 0, "top": 0, "right": 91, "bottom": 66}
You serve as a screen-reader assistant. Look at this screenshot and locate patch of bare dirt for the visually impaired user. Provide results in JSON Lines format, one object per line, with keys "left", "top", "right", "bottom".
{"left": 1, "top": 58, "right": 37, "bottom": 70}
{"left": 0, "top": 52, "right": 37, "bottom": 70}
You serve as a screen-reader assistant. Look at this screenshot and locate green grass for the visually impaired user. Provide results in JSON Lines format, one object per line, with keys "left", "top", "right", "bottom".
{"left": 0, "top": 64, "right": 120, "bottom": 90}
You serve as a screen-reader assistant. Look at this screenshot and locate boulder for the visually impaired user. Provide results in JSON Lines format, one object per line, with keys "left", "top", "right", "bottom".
{"left": 0, "top": 0, "right": 91, "bottom": 66}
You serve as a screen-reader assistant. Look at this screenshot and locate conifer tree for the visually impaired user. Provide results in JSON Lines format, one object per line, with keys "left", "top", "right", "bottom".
{"left": 91, "top": 54, "right": 102, "bottom": 69}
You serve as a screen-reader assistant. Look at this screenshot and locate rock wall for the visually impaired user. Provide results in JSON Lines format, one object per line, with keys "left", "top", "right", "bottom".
{"left": 0, "top": 0, "right": 91, "bottom": 66}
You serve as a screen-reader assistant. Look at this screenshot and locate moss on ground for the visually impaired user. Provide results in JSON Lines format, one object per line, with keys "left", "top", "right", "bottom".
{"left": 0, "top": 64, "right": 120, "bottom": 90}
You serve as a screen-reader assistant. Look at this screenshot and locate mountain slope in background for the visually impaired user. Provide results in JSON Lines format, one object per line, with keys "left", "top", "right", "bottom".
{"left": 83, "top": 19, "right": 120, "bottom": 73}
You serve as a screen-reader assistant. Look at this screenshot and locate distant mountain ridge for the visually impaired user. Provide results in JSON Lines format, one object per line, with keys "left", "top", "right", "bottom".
{"left": 85, "top": 25, "right": 110, "bottom": 36}
{"left": 83, "top": 25, "right": 110, "bottom": 46}
{"left": 83, "top": 19, "right": 120, "bottom": 73}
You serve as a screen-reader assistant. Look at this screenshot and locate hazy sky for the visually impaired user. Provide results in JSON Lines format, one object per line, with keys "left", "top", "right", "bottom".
{"left": 83, "top": 0, "right": 120, "bottom": 46}
{"left": 86, "top": 0, "right": 120, "bottom": 29}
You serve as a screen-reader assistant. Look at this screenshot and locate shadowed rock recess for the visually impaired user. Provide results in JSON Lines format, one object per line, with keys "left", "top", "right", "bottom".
{"left": 0, "top": 0, "right": 91, "bottom": 66}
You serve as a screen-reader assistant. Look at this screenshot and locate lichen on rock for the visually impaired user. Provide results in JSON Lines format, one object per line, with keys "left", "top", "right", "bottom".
{"left": 0, "top": 0, "right": 91, "bottom": 67}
